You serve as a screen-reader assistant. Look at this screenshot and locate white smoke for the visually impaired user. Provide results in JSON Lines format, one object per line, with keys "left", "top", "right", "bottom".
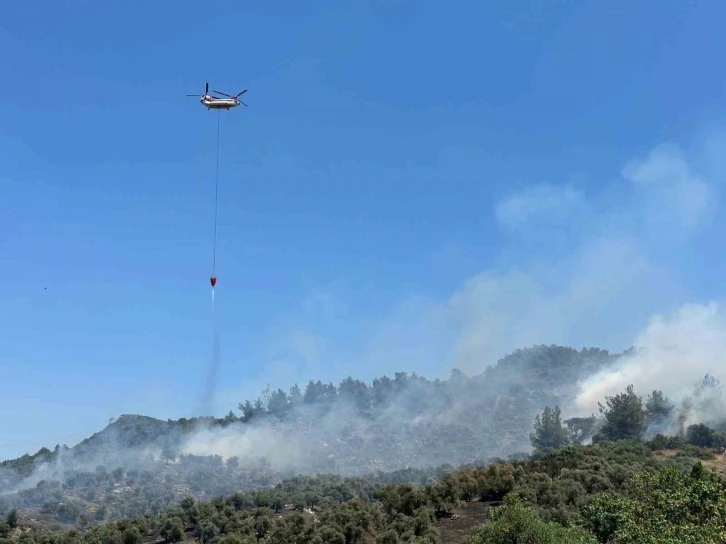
{"left": 208, "top": 133, "right": 726, "bottom": 429}
{"left": 5, "top": 133, "right": 726, "bottom": 501}
{"left": 179, "top": 423, "right": 292, "bottom": 469}
{"left": 575, "top": 302, "right": 726, "bottom": 429}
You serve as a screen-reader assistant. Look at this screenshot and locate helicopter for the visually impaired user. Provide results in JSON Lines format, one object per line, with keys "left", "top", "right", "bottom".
{"left": 186, "top": 82, "right": 248, "bottom": 110}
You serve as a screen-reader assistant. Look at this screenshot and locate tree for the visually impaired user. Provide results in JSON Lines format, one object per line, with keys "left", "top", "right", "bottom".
{"left": 160, "top": 517, "right": 185, "bottom": 543}
{"left": 239, "top": 400, "right": 255, "bottom": 422}
{"left": 320, "top": 382, "right": 337, "bottom": 403}
{"left": 686, "top": 423, "right": 715, "bottom": 447}
{"left": 449, "top": 368, "right": 467, "bottom": 383}
{"left": 95, "top": 505, "right": 107, "bottom": 520}
{"left": 160, "top": 443, "right": 177, "bottom": 464}
{"left": 122, "top": 526, "right": 142, "bottom": 544}
{"left": 564, "top": 416, "right": 597, "bottom": 444}
{"left": 466, "top": 494, "right": 597, "bottom": 543}
{"left": 582, "top": 465, "right": 726, "bottom": 543}
{"left": 313, "top": 527, "right": 346, "bottom": 544}
{"left": 289, "top": 384, "right": 303, "bottom": 406}
{"left": 218, "top": 535, "right": 257, "bottom": 544}
{"left": 303, "top": 380, "right": 323, "bottom": 404}
{"left": 338, "top": 377, "right": 371, "bottom": 414}
{"left": 267, "top": 389, "right": 290, "bottom": 419}
{"left": 530, "top": 405, "right": 570, "bottom": 453}
{"left": 253, "top": 398, "right": 266, "bottom": 416}
{"left": 428, "top": 474, "right": 460, "bottom": 513}
{"left": 112, "top": 467, "right": 125, "bottom": 482}
{"left": 644, "top": 389, "right": 674, "bottom": 430}
{"left": 371, "top": 376, "right": 394, "bottom": 406}
{"left": 303, "top": 379, "right": 337, "bottom": 405}
{"left": 595, "top": 384, "right": 645, "bottom": 441}
{"left": 6, "top": 509, "right": 18, "bottom": 529}
{"left": 226, "top": 456, "right": 240, "bottom": 471}
{"left": 702, "top": 373, "right": 719, "bottom": 389}
{"left": 197, "top": 519, "right": 220, "bottom": 543}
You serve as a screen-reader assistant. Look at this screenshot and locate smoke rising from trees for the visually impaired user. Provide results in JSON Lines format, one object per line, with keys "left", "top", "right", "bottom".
{"left": 3, "top": 133, "right": 726, "bottom": 534}
{"left": 574, "top": 302, "right": 726, "bottom": 434}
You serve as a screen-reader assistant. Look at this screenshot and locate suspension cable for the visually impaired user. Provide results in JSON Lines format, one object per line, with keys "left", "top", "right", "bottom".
{"left": 213, "top": 109, "right": 220, "bottom": 280}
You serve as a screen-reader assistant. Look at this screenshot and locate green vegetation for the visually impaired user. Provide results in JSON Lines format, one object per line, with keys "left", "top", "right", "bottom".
{"left": 1, "top": 345, "right": 725, "bottom": 542}
{"left": 0, "top": 346, "right": 622, "bottom": 520}
{"left": 2, "top": 433, "right": 725, "bottom": 543}
{"left": 467, "top": 495, "right": 597, "bottom": 544}
{"left": 581, "top": 463, "right": 726, "bottom": 543}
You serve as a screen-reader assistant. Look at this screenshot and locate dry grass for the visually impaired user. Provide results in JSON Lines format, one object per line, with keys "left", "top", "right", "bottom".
{"left": 649, "top": 449, "right": 726, "bottom": 475}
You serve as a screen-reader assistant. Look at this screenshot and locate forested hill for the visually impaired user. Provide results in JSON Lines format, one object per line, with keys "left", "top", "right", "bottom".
{"left": 0, "top": 345, "right": 622, "bottom": 486}
{"left": 1, "top": 345, "right": 724, "bottom": 541}
{"left": 2, "top": 372, "right": 726, "bottom": 542}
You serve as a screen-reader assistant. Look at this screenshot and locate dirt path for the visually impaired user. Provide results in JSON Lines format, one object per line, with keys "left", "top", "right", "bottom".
{"left": 436, "top": 501, "right": 496, "bottom": 544}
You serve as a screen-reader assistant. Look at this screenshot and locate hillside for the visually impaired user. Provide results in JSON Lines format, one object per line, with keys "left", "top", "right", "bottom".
{"left": 3, "top": 347, "right": 618, "bottom": 466}
{"left": 1, "top": 344, "right": 726, "bottom": 542}
{"left": 0, "top": 345, "right": 621, "bottom": 522}
{"left": 3, "top": 436, "right": 726, "bottom": 543}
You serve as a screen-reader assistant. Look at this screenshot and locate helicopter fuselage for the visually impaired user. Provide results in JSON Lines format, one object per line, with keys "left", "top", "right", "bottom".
{"left": 200, "top": 95, "right": 240, "bottom": 110}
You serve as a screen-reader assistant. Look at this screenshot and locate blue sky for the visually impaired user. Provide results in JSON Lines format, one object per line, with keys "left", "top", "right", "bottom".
{"left": 2, "top": 0, "right": 726, "bottom": 460}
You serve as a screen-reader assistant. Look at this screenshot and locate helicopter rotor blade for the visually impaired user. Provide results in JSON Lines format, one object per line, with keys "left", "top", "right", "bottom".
{"left": 240, "top": 101, "right": 248, "bottom": 107}
{"left": 236, "top": 89, "right": 248, "bottom": 97}
{"left": 205, "top": 82, "right": 209, "bottom": 94}
{"left": 213, "top": 90, "right": 233, "bottom": 98}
